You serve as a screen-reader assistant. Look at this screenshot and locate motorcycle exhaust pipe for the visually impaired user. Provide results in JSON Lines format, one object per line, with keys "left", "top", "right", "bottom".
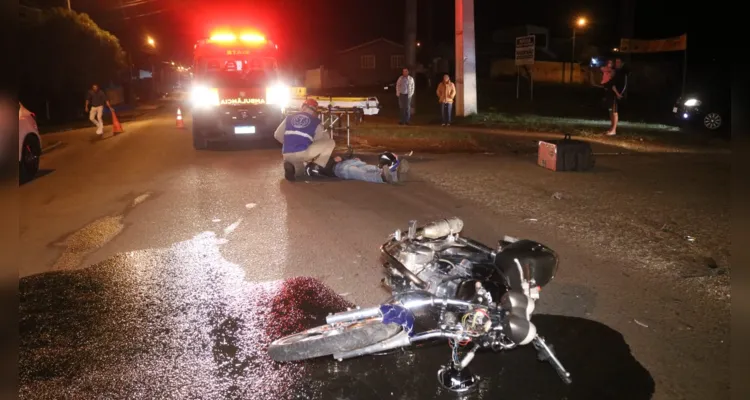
{"left": 333, "top": 329, "right": 467, "bottom": 361}
{"left": 333, "top": 330, "right": 411, "bottom": 360}
{"left": 326, "top": 306, "right": 381, "bottom": 325}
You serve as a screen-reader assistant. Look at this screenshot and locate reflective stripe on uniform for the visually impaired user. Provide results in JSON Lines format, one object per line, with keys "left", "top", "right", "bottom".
{"left": 285, "top": 130, "right": 314, "bottom": 141}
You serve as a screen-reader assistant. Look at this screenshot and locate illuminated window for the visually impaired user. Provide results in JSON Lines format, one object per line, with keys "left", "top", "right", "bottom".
{"left": 390, "top": 55, "right": 404, "bottom": 69}
{"left": 361, "top": 55, "right": 376, "bottom": 69}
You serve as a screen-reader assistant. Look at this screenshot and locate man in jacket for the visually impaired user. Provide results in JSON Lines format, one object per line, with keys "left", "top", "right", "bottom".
{"left": 274, "top": 98, "right": 335, "bottom": 181}
{"left": 436, "top": 74, "right": 456, "bottom": 126}
{"left": 395, "top": 68, "right": 415, "bottom": 125}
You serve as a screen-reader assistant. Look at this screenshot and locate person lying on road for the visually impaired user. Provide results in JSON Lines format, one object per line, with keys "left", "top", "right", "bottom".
{"left": 325, "top": 152, "right": 409, "bottom": 184}
{"left": 274, "top": 98, "right": 335, "bottom": 181}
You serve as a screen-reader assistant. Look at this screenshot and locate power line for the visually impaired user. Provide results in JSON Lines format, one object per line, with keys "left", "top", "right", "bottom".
{"left": 114, "top": 0, "right": 163, "bottom": 9}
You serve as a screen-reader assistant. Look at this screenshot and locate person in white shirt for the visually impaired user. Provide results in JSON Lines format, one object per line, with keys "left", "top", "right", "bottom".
{"left": 395, "top": 68, "right": 415, "bottom": 125}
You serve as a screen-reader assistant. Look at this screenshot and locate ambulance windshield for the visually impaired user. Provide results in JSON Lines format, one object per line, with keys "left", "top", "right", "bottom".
{"left": 196, "top": 56, "right": 278, "bottom": 87}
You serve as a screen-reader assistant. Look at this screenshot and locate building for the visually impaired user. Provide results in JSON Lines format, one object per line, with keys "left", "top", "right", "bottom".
{"left": 335, "top": 38, "right": 405, "bottom": 87}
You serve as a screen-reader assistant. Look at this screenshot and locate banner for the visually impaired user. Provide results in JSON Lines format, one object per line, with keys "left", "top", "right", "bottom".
{"left": 619, "top": 34, "right": 686, "bottom": 53}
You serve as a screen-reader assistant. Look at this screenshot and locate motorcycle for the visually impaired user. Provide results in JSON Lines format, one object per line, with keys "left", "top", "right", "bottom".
{"left": 268, "top": 217, "right": 572, "bottom": 393}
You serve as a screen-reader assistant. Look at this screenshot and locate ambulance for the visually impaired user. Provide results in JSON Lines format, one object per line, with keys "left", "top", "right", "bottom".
{"left": 189, "top": 30, "right": 291, "bottom": 149}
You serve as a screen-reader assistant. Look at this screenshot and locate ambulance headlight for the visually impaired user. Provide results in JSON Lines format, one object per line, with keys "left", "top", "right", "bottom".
{"left": 266, "top": 84, "right": 290, "bottom": 108}
{"left": 191, "top": 85, "right": 219, "bottom": 108}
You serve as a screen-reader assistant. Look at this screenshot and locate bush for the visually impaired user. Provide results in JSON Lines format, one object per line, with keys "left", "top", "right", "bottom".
{"left": 19, "top": 8, "right": 127, "bottom": 120}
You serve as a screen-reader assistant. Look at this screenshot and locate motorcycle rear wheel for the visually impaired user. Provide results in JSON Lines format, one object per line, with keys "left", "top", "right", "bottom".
{"left": 268, "top": 318, "right": 401, "bottom": 362}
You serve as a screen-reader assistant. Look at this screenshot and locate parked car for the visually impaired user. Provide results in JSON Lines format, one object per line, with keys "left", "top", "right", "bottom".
{"left": 672, "top": 90, "right": 730, "bottom": 131}
{"left": 19, "top": 102, "right": 41, "bottom": 181}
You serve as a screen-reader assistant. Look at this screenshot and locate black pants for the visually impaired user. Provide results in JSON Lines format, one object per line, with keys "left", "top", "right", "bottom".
{"left": 606, "top": 91, "right": 620, "bottom": 113}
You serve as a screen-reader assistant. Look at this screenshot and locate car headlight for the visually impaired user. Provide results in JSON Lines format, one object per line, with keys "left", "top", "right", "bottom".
{"left": 266, "top": 84, "right": 290, "bottom": 108}
{"left": 684, "top": 98, "right": 700, "bottom": 107}
{"left": 191, "top": 85, "right": 219, "bottom": 108}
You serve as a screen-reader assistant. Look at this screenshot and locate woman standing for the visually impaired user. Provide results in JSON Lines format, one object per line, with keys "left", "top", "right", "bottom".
{"left": 436, "top": 74, "right": 456, "bottom": 126}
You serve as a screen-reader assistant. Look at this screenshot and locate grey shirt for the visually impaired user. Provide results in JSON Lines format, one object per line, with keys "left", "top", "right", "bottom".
{"left": 87, "top": 90, "right": 108, "bottom": 107}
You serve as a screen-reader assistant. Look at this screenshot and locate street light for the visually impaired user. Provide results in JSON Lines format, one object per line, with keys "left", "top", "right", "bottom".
{"left": 570, "top": 16, "right": 588, "bottom": 83}
{"left": 147, "top": 36, "right": 155, "bottom": 47}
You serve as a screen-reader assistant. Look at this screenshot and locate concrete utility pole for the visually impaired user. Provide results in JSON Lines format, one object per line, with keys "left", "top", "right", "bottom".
{"left": 404, "top": 0, "right": 417, "bottom": 71}
{"left": 454, "top": 0, "right": 477, "bottom": 116}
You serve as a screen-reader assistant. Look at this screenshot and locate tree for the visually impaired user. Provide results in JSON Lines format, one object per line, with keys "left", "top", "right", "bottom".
{"left": 19, "top": 8, "right": 127, "bottom": 119}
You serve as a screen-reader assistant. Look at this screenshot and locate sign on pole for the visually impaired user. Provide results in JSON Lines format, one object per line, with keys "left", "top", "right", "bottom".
{"left": 515, "top": 35, "right": 535, "bottom": 100}
{"left": 515, "top": 35, "right": 535, "bottom": 66}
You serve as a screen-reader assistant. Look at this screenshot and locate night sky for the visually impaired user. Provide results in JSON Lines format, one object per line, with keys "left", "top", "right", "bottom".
{"left": 26, "top": 0, "right": 721, "bottom": 66}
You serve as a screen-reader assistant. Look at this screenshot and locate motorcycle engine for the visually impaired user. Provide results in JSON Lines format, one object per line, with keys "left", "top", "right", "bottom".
{"left": 391, "top": 238, "right": 472, "bottom": 298}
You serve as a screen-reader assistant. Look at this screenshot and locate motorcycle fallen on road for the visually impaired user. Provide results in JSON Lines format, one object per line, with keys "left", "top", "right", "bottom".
{"left": 268, "top": 217, "right": 572, "bottom": 393}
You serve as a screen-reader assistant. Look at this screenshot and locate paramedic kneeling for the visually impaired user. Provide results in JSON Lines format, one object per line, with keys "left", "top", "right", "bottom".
{"left": 274, "top": 98, "right": 336, "bottom": 181}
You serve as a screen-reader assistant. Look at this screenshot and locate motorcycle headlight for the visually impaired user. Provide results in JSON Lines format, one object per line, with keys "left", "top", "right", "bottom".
{"left": 191, "top": 85, "right": 219, "bottom": 108}
{"left": 266, "top": 84, "right": 290, "bottom": 109}
{"left": 684, "top": 98, "right": 700, "bottom": 107}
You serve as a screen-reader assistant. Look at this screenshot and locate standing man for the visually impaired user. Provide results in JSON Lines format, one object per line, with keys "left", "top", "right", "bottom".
{"left": 436, "top": 74, "right": 456, "bottom": 126}
{"left": 605, "top": 58, "right": 628, "bottom": 136}
{"left": 395, "top": 68, "right": 415, "bottom": 125}
{"left": 274, "top": 98, "right": 336, "bottom": 181}
{"left": 84, "top": 84, "right": 112, "bottom": 136}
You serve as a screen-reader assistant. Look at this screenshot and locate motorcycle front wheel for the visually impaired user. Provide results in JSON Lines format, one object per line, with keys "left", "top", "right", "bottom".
{"left": 268, "top": 318, "right": 401, "bottom": 362}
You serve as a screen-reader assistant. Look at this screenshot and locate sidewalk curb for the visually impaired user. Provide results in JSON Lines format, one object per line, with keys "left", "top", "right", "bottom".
{"left": 41, "top": 141, "right": 64, "bottom": 154}
{"left": 469, "top": 127, "right": 732, "bottom": 155}
{"left": 357, "top": 124, "right": 730, "bottom": 155}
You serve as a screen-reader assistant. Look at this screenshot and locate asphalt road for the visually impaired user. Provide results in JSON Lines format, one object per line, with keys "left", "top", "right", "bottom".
{"left": 19, "top": 107, "right": 728, "bottom": 399}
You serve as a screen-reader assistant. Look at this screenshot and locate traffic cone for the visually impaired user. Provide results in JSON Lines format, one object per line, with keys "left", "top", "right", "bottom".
{"left": 111, "top": 109, "right": 124, "bottom": 134}
{"left": 176, "top": 107, "right": 184, "bottom": 128}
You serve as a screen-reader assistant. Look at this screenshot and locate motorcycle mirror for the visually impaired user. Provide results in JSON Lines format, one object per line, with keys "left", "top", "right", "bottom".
{"left": 408, "top": 220, "right": 417, "bottom": 239}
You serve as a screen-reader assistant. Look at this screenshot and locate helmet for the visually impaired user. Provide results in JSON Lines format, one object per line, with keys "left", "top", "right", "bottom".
{"left": 302, "top": 98, "right": 319, "bottom": 110}
{"left": 378, "top": 152, "right": 398, "bottom": 168}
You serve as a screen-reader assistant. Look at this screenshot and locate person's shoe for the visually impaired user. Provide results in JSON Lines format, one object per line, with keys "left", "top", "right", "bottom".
{"left": 446, "top": 123, "right": 451, "bottom": 126}
{"left": 605, "top": 130, "right": 617, "bottom": 136}
{"left": 396, "top": 159, "right": 410, "bottom": 175}
{"left": 441, "top": 123, "right": 446, "bottom": 126}
{"left": 283, "top": 161, "right": 296, "bottom": 181}
{"left": 382, "top": 165, "right": 397, "bottom": 184}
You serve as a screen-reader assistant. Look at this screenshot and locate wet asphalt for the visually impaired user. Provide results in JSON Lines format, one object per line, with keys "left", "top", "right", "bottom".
{"left": 18, "top": 107, "right": 722, "bottom": 399}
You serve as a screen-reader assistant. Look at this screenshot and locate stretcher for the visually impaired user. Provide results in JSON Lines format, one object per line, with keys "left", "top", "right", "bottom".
{"left": 286, "top": 94, "right": 381, "bottom": 149}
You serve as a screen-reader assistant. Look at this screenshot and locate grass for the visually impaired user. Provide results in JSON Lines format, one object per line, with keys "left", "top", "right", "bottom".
{"left": 335, "top": 81, "right": 730, "bottom": 151}
{"left": 457, "top": 112, "right": 729, "bottom": 150}
{"left": 461, "top": 112, "right": 679, "bottom": 135}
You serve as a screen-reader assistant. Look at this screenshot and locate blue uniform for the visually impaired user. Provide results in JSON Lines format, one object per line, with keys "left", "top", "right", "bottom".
{"left": 282, "top": 112, "right": 322, "bottom": 154}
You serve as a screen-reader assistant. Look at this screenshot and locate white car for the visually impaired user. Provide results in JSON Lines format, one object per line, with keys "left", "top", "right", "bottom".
{"left": 19, "top": 103, "right": 41, "bottom": 181}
